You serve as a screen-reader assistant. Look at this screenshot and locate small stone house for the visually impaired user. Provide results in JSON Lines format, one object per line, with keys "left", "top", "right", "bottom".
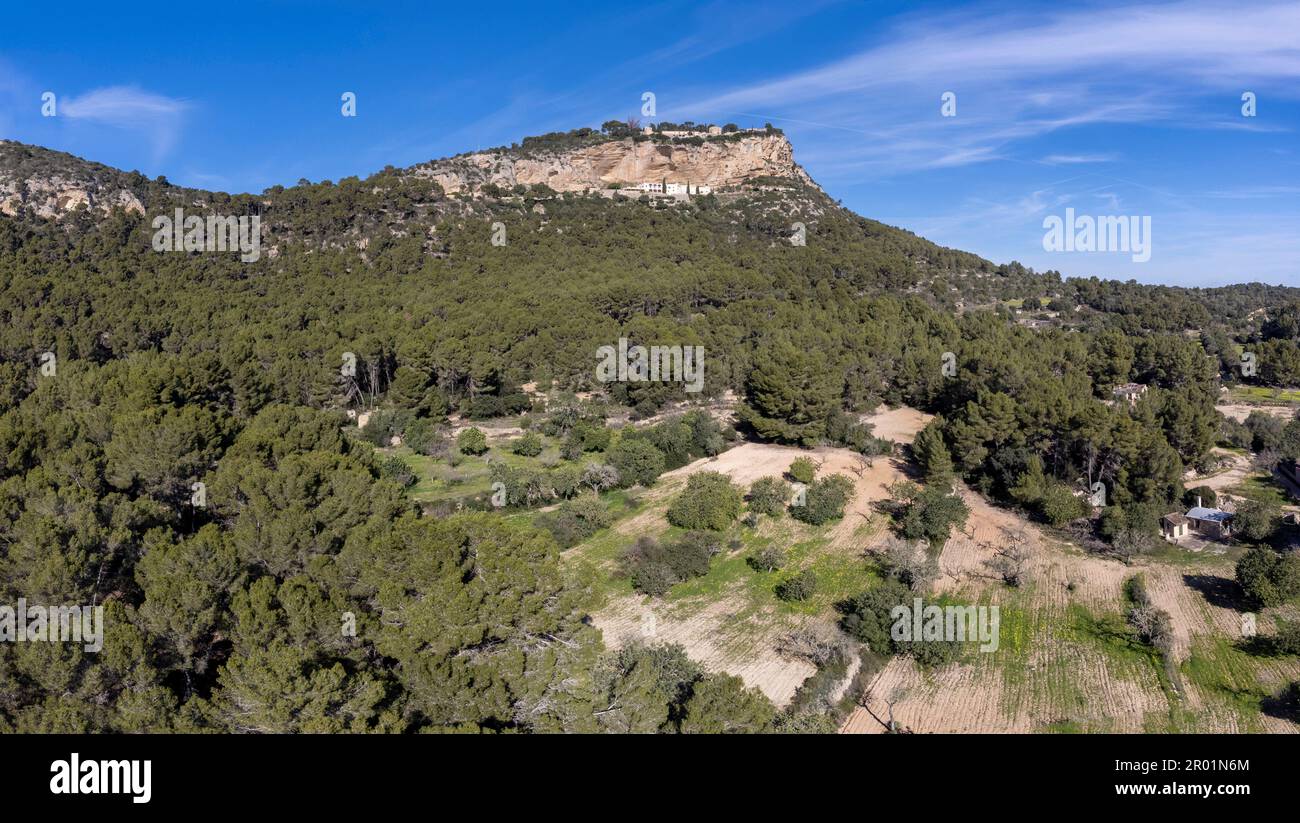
{"left": 1185, "top": 504, "right": 1234, "bottom": 538}
{"left": 1161, "top": 513, "right": 1189, "bottom": 542}
{"left": 1112, "top": 383, "right": 1148, "bottom": 407}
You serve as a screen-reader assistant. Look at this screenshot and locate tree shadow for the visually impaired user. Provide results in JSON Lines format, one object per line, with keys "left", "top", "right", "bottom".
{"left": 1182, "top": 573, "right": 1246, "bottom": 611}
{"left": 1260, "top": 683, "right": 1300, "bottom": 724}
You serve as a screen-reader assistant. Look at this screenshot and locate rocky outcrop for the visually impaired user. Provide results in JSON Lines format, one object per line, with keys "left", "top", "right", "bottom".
{"left": 412, "top": 133, "right": 815, "bottom": 195}
{"left": 0, "top": 141, "right": 146, "bottom": 219}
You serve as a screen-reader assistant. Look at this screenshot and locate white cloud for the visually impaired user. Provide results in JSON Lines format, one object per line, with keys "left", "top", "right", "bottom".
{"left": 1041, "top": 154, "right": 1117, "bottom": 165}
{"left": 61, "top": 85, "right": 190, "bottom": 159}
{"left": 676, "top": 0, "right": 1299, "bottom": 176}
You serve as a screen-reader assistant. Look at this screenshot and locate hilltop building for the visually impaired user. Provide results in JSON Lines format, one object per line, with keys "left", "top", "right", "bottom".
{"left": 634, "top": 179, "right": 712, "bottom": 196}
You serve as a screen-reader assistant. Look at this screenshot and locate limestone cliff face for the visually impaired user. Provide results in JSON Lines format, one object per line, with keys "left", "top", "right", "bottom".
{"left": 0, "top": 141, "right": 146, "bottom": 219}
{"left": 413, "top": 133, "right": 815, "bottom": 194}
{"left": 0, "top": 176, "right": 145, "bottom": 219}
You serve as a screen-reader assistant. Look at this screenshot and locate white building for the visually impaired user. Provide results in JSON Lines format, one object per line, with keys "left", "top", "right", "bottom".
{"left": 634, "top": 180, "right": 711, "bottom": 196}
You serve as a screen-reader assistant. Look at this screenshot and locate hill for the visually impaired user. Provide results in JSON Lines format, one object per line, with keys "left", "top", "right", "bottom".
{"left": 1, "top": 125, "right": 1300, "bottom": 734}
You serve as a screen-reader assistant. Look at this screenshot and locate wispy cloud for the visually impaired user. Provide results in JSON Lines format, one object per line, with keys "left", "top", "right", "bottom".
{"left": 1041, "top": 153, "right": 1118, "bottom": 165}
{"left": 678, "top": 0, "right": 1300, "bottom": 176}
{"left": 61, "top": 85, "right": 190, "bottom": 160}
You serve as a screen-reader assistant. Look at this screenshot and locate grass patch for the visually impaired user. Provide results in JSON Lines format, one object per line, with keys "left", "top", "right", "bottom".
{"left": 1178, "top": 637, "right": 1277, "bottom": 732}
{"left": 1226, "top": 385, "right": 1300, "bottom": 405}
{"left": 1229, "top": 474, "right": 1291, "bottom": 507}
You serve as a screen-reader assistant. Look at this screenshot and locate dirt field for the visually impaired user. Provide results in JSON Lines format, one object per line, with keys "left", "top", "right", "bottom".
{"left": 584, "top": 407, "right": 933, "bottom": 706}
{"left": 861, "top": 404, "right": 932, "bottom": 445}
{"left": 1216, "top": 403, "right": 1297, "bottom": 423}
{"left": 841, "top": 483, "right": 1300, "bottom": 734}
{"left": 572, "top": 405, "right": 1300, "bottom": 730}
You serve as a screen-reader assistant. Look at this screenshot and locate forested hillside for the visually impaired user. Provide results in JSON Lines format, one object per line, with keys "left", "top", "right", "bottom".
{"left": 1, "top": 131, "right": 1298, "bottom": 733}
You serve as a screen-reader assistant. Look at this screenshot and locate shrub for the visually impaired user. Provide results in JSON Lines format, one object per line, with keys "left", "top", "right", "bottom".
{"left": 1236, "top": 546, "right": 1300, "bottom": 608}
{"left": 895, "top": 483, "right": 968, "bottom": 544}
{"left": 1271, "top": 619, "right": 1300, "bottom": 655}
{"left": 511, "top": 431, "right": 544, "bottom": 457}
{"left": 403, "top": 417, "right": 446, "bottom": 456}
{"left": 622, "top": 531, "right": 721, "bottom": 596}
{"left": 360, "top": 408, "right": 413, "bottom": 446}
{"left": 560, "top": 432, "right": 584, "bottom": 461}
{"left": 465, "top": 392, "right": 531, "bottom": 419}
{"left": 488, "top": 463, "right": 556, "bottom": 508}
{"left": 1235, "top": 499, "right": 1281, "bottom": 542}
{"left": 608, "top": 437, "right": 666, "bottom": 487}
{"left": 550, "top": 463, "right": 582, "bottom": 499}
{"left": 749, "top": 545, "right": 785, "bottom": 572}
{"left": 1038, "top": 482, "right": 1087, "bottom": 526}
{"left": 839, "top": 580, "right": 963, "bottom": 665}
{"left": 748, "top": 476, "right": 790, "bottom": 516}
{"left": 580, "top": 462, "right": 620, "bottom": 493}
{"left": 775, "top": 569, "right": 817, "bottom": 601}
{"left": 456, "top": 427, "right": 489, "bottom": 455}
{"left": 840, "top": 579, "right": 911, "bottom": 652}
{"left": 1183, "top": 485, "right": 1217, "bottom": 508}
{"left": 666, "top": 471, "right": 742, "bottom": 530}
{"left": 379, "top": 455, "right": 417, "bottom": 488}
{"left": 575, "top": 422, "right": 612, "bottom": 452}
{"left": 540, "top": 494, "right": 613, "bottom": 548}
{"left": 792, "top": 474, "right": 855, "bottom": 525}
{"left": 787, "top": 457, "right": 817, "bottom": 485}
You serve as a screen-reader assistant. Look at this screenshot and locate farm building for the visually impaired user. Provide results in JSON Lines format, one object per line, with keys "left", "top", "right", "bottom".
{"left": 1160, "top": 513, "right": 1190, "bottom": 542}
{"left": 1111, "top": 383, "right": 1148, "bottom": 407}
{"left": 1162, "top": 496, "right": 1234, "bottom": 542}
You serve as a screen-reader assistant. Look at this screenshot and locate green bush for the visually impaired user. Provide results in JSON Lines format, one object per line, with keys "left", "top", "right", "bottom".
{"left": 748, "top": 476, "right": 791, "bottom": 516}
{"left": 792, "top": 474, "right": 855, "bottom": 525}
{"left": 608, "top": 437, "right": 666, "bottom": 487}
{"left": 379, "top": 455, "right": 417, "bottom": 488}
{"left": 666, "top": 471, "right": 742, "bottom": 531}
{"left": 896, "top": 484, "right": 969, "bottom": 544}
{"left": 1236, "top": 546, "right": 1300, "bottom": 608}
{"left": 775, "top": 569, "right": 817, "bottom": 601}
{"left": 456, "top": 427, "right": 489, "bottom": 455}
{"left": 623, "top": 531, "right": 721, "bottom": 596}
{"left": 511, "top": 431, "right": 544, "bottom": 457}
{"left": 403, "top": 417, "right": 446, "bottom": 456}
{"left": 787, "top": 457, "right": 817, "bottom": 485}
{"left": 361, "top": 408, "right": 413, "bottom": 446}
{"left": 1039, "top": 482, "right": 1087, "bottom": 526}
{"left": 1184, "top": 485, "right": 1217, "bottom": 508}
{"left": 539, "top": 494, "right": 613, "bottom": 547}
{"left": 749, "top": 545, "right": 785, "bottom": 572}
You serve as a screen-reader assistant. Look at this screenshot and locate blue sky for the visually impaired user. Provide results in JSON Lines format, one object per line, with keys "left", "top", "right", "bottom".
{"left": 1, "top": 0, "right": 1296, "bottom": 287}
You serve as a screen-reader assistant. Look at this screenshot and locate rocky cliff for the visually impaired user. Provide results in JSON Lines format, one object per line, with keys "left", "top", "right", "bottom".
{"left": 0, "top": 128, "right": 816, "bottom": 224}
{"left": 0, "top": 140, "right": 147, "bottom": 219}
{"left": 411, "top": 132, "right": 815, "bottom": 195}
